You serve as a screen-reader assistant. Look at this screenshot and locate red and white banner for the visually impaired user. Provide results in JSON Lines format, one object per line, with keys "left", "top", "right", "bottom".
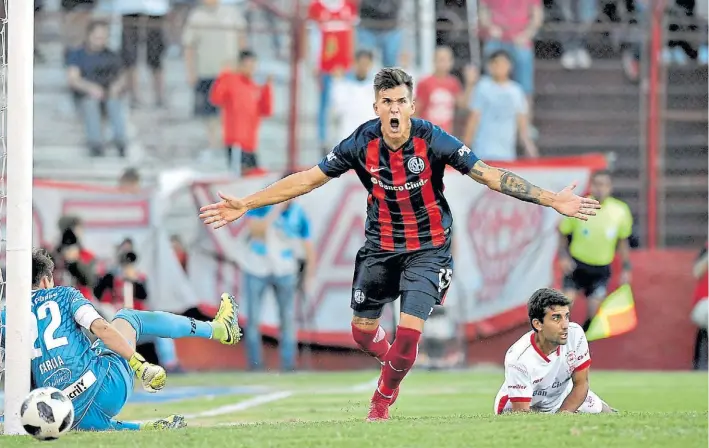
{"left": 189, "top": 155, "right": 607, "bottom": 347}
{"left": 1, "top": 156, "right": 605, "bottom": 347}
{"left": 1, "top": 180, "right": 201, "bottom": 315}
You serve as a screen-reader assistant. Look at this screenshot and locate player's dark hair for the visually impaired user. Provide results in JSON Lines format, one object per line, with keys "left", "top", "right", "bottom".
{"left": 32, "top": 248, "right": 55, "bottom": 288}
{"left": 527, "top": 288, "right": 571, "bottom": 331}
{"left": 239, "top": 49, "right": 256, "bottom": 62}
{"left": 373, "top": 67, "right": 414, "bottom": 98}
{"left": 355, "top": 49, "right": 374, "bottom": 61}
{"left": 487, "top": 49, "right": 511, "bottom": 63}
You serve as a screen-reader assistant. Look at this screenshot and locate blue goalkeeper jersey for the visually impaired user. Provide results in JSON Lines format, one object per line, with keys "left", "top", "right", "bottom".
{"left": 1, "top": 286, "right": 102, "bottom": 410}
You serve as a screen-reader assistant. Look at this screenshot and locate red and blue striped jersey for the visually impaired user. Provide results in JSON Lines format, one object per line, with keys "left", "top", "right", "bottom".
{"left": 317, "top": 118, "right": 480, "bottom": 252}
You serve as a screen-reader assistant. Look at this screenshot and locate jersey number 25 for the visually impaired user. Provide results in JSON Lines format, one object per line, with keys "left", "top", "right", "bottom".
{"left": 30, "top": 301, "right": 69, "bottom": 360}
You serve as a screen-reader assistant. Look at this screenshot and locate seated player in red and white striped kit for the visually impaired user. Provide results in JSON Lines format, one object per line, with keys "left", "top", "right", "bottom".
{"left": 494, "top": 288, "right": 617, "bottom": 414}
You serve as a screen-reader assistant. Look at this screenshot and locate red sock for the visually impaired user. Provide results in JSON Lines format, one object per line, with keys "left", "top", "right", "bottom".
{"left": 351, "top": 323, "right": 390, "bottom": 363}
{"left": 379, "top": 326, "right": 421, "bottom": 397}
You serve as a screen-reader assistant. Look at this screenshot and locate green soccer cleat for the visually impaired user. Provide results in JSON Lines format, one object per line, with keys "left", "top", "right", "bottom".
{"left": 140, "top": 415, "right": 187, "bottom": 430}
{"left": 212, "top": 293, "right": 241, "bottom": 345}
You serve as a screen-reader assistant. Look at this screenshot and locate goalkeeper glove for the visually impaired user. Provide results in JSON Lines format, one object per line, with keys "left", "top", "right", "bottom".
{"left": 129, "top": 352, "right": 166, "bottom": 393}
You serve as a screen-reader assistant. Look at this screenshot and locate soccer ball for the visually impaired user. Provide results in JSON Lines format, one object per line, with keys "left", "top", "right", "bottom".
{"left": 20, "top": 387, "right": 74, "bottom": 440}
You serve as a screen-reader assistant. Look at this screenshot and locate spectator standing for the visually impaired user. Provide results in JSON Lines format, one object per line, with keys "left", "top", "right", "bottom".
{"left": 463, "top": 51, "right": 538, "bottom": 161}
{"left": 557, "top": 170, "right": 634, "bottom": 332}
{"left": 118, "top": 0, "right": 170, "bottom": 108}
{"left": 356, "top": 0, "right": 402, "bottom": 68}
{"left": 67, "top": 20, "right": 128, "bottom": 157}
{"left": 183, "top": 0, "right": 246, "bottom": 153}
{"left": 557, "top": 0, "right": 598, "bottom": 69}
{"left": 691, "top": 241, "right": 708, "bottom": 370}
{"left": 479, "top": 0, "right": 542, "bottom": 108}
{"left": 308, "top": 0, "right": 357, "bottom": 154}
{"left": 210, "top": 50, "right": 273, "bottom": 175}
{"left": 241, "top": 186, "right": 316, "bottom": 372}
{"left": 330, "top": 50, "right": 375, "bottom": 143}
{"left": 415, "top": 46, "right": 478, "bottom": 136}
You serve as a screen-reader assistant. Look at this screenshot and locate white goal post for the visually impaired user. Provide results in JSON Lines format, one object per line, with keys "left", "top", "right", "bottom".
{"left": 2, "top": 0, "right": 35, "bottom": 436}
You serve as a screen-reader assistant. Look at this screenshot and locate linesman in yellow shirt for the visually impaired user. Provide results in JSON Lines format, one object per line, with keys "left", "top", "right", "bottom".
{"left": 558, "top": 170, "right": 634, "bottom": 331}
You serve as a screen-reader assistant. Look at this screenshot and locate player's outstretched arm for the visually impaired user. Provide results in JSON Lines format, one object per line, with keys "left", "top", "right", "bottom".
{"left": 199, "top": 166, "right": 332, "bottom": 229}
{"left": 467, "top": 160, "right": 601, "bottom": 221}
{"left": 90, "top": 319, "right": 166, "bottom": 393}
{"left": 557, "top": 365, "right": 590, "bottom": 413}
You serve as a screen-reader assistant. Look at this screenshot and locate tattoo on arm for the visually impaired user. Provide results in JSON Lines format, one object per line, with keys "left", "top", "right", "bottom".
{"left": 468, "top": 160, "right": 489, "bottom": 179}
{"left": 499, "top": 170, "right": 542, "bottom": 205}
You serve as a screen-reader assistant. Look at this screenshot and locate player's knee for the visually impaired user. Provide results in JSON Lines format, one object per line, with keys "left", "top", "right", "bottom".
{"left": 113, "top": 309, "right": 141, "bottom": 339}
{"left": 351, "top": 322, "right": 382, "bottom": 348}
{"left": 351, "top": 315, "right": 379, "bottom": 332}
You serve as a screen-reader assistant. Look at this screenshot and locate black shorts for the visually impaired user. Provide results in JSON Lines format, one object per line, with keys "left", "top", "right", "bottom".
{"left": 194, "top": 78, "right": 218, "bottom": 117}
{"left": 351, "top": 238, "right": 453, "bottom": 321}
{"left": 562, "top": 259, "right": 611, "bottom": 299}
{"left": 121, "top": 14, "right": 165, "bottom": 70}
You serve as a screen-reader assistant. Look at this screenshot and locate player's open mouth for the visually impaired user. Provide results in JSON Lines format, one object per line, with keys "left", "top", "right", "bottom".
{"left": 390, "top": 118, "right": 400, "bottom": 132}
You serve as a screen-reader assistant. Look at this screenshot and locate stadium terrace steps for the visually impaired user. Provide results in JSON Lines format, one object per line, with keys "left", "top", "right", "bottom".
{"left": 660, "top": 66, "right": 708, "bottom": 247}
{"left": 534, "top": 58, "right": 644, "bottom": 242}
{"left": 533, "top": 56, "right": 707, "bottom": 248}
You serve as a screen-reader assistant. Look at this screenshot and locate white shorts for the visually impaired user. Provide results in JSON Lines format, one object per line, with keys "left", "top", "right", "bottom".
{"left": 493, "top": 387, "right": 605, "bottom": 414}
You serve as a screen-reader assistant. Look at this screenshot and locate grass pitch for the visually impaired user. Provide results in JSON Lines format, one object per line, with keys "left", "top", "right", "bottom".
{"left": 2, "top": 369, "right": 707, "bottom": 447}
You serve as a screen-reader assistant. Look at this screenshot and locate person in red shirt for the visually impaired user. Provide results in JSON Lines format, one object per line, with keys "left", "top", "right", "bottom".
{"left": 415, "top": 46, "right": 478, "bottom": 135}
{"left": 210, "top": 50, "right": 273, "bottom": 176}
{"left": 307, "top": 0, "right": 357, "bottom": 154}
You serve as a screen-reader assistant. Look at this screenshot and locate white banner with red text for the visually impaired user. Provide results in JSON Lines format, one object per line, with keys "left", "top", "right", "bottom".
{"left": 0, "top": 156, "right": 604, "bottom": 346}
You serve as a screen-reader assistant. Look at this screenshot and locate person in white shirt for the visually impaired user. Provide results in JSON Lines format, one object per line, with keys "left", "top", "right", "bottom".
{"left": 494, "top": 287, "right": 617, "bottom": 414}
{"left": 330, "top": 49, "right": 376, "bottom": 144}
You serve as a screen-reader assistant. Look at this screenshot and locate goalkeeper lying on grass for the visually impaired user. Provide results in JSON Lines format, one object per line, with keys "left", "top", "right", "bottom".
{"left": 0, "top": 248, "right": 241, "bottom": 431}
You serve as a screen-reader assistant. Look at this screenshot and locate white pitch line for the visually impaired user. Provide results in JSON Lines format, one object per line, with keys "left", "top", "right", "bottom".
{"left": 136, "top": 376, "right": 382, "bottom": 424}
{"left": 183, "top": 391, "right": 295, "bottom": 419}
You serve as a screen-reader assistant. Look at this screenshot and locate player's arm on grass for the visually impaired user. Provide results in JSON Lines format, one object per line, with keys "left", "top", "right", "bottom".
{"left": 558, "top": 329, "right": 592, "bottom": 413}
{"left": 505, "top": 362, "right": 534, "bottom": 412}
{"left": 557, "top": 366, "right": 590, "bottom": 413}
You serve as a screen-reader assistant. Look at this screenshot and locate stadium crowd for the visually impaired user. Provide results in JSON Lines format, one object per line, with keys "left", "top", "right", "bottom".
{"left": 23, "top": 0, "right": 706, "bottom": 168}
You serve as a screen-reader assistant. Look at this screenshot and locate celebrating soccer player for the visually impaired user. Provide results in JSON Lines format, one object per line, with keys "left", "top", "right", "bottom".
{"left": 493, "top": 288, "right": 616, "bottom": 414}
{"left": 0, "top": 248, "right": 241, "bottom": 431}
{"left": 199, "top": 67, "right": 600, "bottom": 421}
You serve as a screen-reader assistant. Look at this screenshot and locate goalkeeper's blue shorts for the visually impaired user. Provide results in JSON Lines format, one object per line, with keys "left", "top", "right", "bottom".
{"left": 72, "top": 351, "right": 134, "bottom": 431}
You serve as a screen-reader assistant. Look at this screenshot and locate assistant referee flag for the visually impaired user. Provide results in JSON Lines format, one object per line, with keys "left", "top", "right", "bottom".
{"left": 586, "top": 284, "right": 638, "bottom": 342}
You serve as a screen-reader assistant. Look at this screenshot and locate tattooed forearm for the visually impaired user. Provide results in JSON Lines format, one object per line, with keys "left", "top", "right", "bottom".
{"left": 499, "top": 170, "right": 543, "bottom": 205}
{"left": 467, "top": 162, "right": 555, "bottom": 207}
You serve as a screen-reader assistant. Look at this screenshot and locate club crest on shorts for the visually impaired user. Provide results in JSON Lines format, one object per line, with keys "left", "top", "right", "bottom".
{"left": 353, "top": 289, "right": 365, "bottom": 304}
{"left": 407, "top": 156, "right": 425, "bottom": 174}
